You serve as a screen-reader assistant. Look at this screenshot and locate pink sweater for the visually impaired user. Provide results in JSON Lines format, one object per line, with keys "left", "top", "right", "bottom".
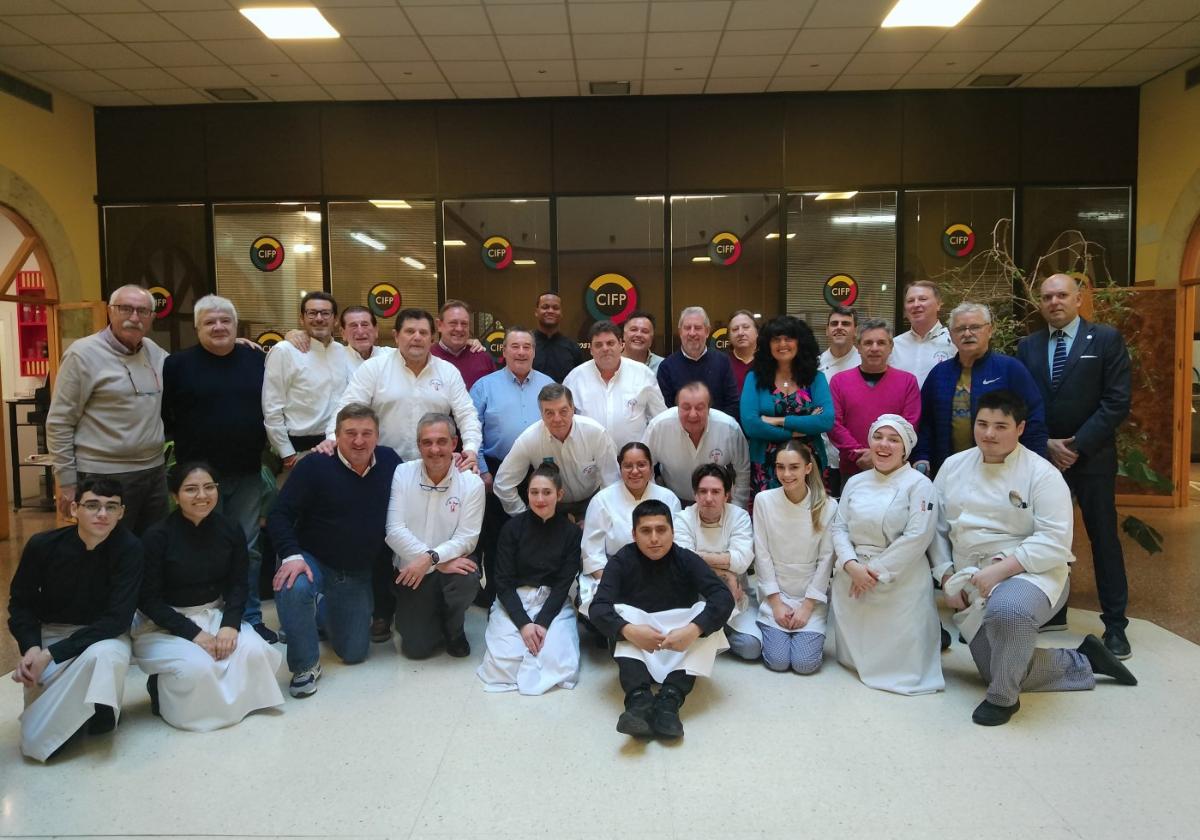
{"left": 829, "top": 366, "right": 921, "bottom": 478}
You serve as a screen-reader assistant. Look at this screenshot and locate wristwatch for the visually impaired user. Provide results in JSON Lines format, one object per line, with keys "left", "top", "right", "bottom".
{"left": 426, "top": 550, "right": 440, "bottom": 567}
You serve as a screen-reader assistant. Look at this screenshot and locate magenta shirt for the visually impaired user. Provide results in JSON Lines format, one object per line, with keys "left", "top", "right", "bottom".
{"left": 729, "top": 354, "right": 753, "bottom": 395}
{"left": 828, "top": 366, "right": 921, "bottom": 478}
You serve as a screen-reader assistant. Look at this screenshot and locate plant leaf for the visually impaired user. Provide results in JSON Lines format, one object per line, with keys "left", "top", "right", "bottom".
{"left": 1121, "top": 515, "right": 1163, "bottom": 555}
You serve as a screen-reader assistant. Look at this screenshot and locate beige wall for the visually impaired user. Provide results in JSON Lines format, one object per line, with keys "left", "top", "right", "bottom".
{"left": 1136, "top": 63, "right": 1200, "bottom": 286}
{"left": 0, "top": 87, "right": 98, "bottom": 302}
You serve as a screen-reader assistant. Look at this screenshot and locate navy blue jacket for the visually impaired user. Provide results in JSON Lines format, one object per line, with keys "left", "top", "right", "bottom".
{"left": 913, "top": 350, "right": 1048, "bottom": 475}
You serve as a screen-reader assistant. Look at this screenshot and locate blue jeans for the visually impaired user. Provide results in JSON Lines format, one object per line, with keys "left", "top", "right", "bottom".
{"left": 216, "top": 472, "right": 265, "bottom": 626}
{"left": 274, "top": 553, "right": 372, "bottom": 674}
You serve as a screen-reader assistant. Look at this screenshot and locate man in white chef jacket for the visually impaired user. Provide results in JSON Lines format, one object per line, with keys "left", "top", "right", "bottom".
{"left": 929, "top": 390, "right": 1136, "bottom": 726}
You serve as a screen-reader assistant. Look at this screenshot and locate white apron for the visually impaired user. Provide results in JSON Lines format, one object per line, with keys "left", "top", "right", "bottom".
{"left": 943, "top": 567, "right": 986, "bottom": 644}
{"left": 727, "top": 583, "right": 763, "bottom": 640}
{"left": 476, "top": 586, "right": 580, "bottom": 695}
{"left": 612, "top": 602, "right": 728, "bottom": 683}
{"left": 132, "top": 601, "right": 284, "bottom": 732}
{"left": 577, "top": 571, "right": 600, "bottom": 619}
{"left": 756, "top": 593, "right": 829, "bottom": 636}
{"left": 19, "top": 624, "right": 131, "bottom": 762}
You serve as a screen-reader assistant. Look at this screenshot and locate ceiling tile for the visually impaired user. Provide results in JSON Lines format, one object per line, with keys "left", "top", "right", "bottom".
{"left": 83, "top": 89, "right": 151, "bottom": 106}
{"left": 976, "top": 50, "right": 1062, "bottom": 73}
{"left": 1119, "top": 0, "right": 1200, "bottom": 22}
{"left": 859, "top": 27, "right": 946, "bottom": 53}
{"left": 0, "top": 22, "right": 35, "bottom": 45}
{"left": 303, "top": 62, "right": 379, "bottom": 85}
{"left": 56, "top": 42, "right": 152, "bottom": 68}
{"left": 160, "top": 10, "right": 260, "bottom": 40}
{"left": 369, "top": 61, "right": 444, "bottom": 84}
{"left": 790, "top": 27, "right": 873, "bottom": 54}
{"left": 1006, "top": 24, "right": 1104, "bottom": 52}
{"left": 705, "top": 76, "right": 769, "bottom": 92}
{"left": 843, "top": 51, "right": 922, "bottom": 74}
{"left": 260, "top": 84, "right": 331, "bottom": 101}
{"left": 1108, "top": 46, "right": 1200, "bottom": 71}
{"left": 1083, "top": 69, "right": 1159, "bottom": 85}
{"left": 576, "top": 57, "right": 643, "bottom": 78}
{"left": 570, "top": 3, "right": 648, "bottom": 34}
{"left": 646, "top": 31, "right": 721, "bottom": 57}
{"left": 319, "top": 7, "right": 415, "bottom": 37}
{"left": 83, "top": 13, "right": 188, "bottom": 42}
{"left": 498, "top": 34, "right": 574, "bottom": 60}
{"left": 99, "top": 66, "right": 181, "bottom": 88}
{"left": 643, "top": 78, "right": 705, "bottom": 93}
{"left": 767, "top": 75, "right": 836, "bottom": 91}
{"left": 278, "top": 40, "right": 363, "bottom": 64}
{"left": 709, "top": 54, "right": 782, "bottom": 76}
{"left": 1021, "top": 71, "right": 1094, "bottom": 86}
{"left": 0, "top": 44, "right": 82, "bottom": 70}
{"left": 31, "top": 68, "right": 122, "bottom": 91}
{"left": 1076, "top": 21, "right": 1177, "bottom": 49}
{"left": 0, "top": 0, "right": 70, "bottom": 11}
{"left": 58, "top": 1, "right": 148, "bottom": 11}
{"left": 1151, "top": 21, "right": 1200, "bottom": 48}
{"left": 643, "top": 55, "right": 712, "bottom": 77}
{"left": 424, "top": 35, "right": 502, "bottom": 61}
{"left": 142, "top": 1, "right": 230, "bottom": 10}
{"left": 452, "top": 81, "right": 517, "bottom": 98}
{"left": 137, "top": 87, "right": 209, "bottom": 105}
{"left": 167, "top": 64, "right": 248, "bottom": 88}
{"left": 1043, "top": 49, "right": 1132, "bottom": 72}
{"left": 325, "top": 0, "right": 408, "bottom": 6}
{"left": 198, "top": 39, "right": 289, "bottom": 64}
{"left": 385, "top": 81, "right": 455, "bottom": 100}
{"left": 346, "top": 37, "right": 431, "bottom": 63}
{"left": 405, "top": 5, "right": 492, "bottom": 36}
{"left": 506, "top": 58, "right": 576, "bottom": 81}
{"left": 439, "top": 60, "right": 510, "bottom": 83}
{"left": 777, "top": 52, "right": 852, "bottom": 75}
{"left": 5, "top": 14, "right": 113, "bottom": 44}
{"left": 128, "top": 41, "right": 220, "bottom": 66}
{"left": 718, "top": 29, "right": 795, "bottom": 55}
{"left": 324, "top": 83, "right": 393, "bottom": 101}
{"left": 828, "top": 73, "right": 901, "bottom": 90}
{"left": 804, "top": 0, "right": 892, "bottom": 27}
{"left": 727, "top": 0, "right": 815, "bottom": 30}
{"left": 932, "top": 26, "right": 1024, "bottom": 52}
{"left": 573, "top": 32, "right": 645, "bottom": 59}
{"left": 1039, "top": 0, "right": 1141, "bottom": 25}
{"left": 516, "top": 80, "right": 578, "bottom": 97}
{"left": 962, "top": 0, "right": 1057, "bottom": 26}
{"left": 894, "top": 72, "right": 968, "bottom": 89}
{"left": 487, "top": 3, "right": 569, "bottom": 35}
{"left": 649, "top": 1, "right": 730, "bottom": 32}
{"left": 906, "top": 50, "right": 990, "bottom": 74}
{"left": 233, "top": 63, "right": 314, "bottom": 86}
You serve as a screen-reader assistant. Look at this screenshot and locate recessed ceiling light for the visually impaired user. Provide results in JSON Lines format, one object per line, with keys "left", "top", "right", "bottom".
{"left": 370, "top": 199, "right": 411, "bottom": 209}
{"left": 815, "top": 191, "right": 858, "bottom": 201}
{"left": 240, "top": 7, "right": 339, "bottom": 40}
{"left": 443, "top": 239, "right": 466, "bottom": 247}
{"left": 513, "top": 259, "right": 537, "bottom": 266}
{"left": 294, "top": 243, "right": 314, "bottom": 253}
{"left": 301, "top": 211, "right": 321, "bottom": 222}
{"left": 765, "top": 232, "right": 797, "bottom": 239}
{"left": 205, "top": 87, "right": 257, "bottom": 101}
{"left": 692, "top": 256, "right": 711, "bottom": 263}
{"left": 881, "top": 0, "right": 981, "bottom": 28}
{"left": 350, "top": 232, "right": 385, "bottom": 250}
{"left": 401, "top": 256, "right": 425, "bottom": 269}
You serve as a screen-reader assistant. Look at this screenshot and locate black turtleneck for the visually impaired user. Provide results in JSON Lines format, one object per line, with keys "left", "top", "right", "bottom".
{"left": 493, "top": 510, "right": 581, "bottom": 628}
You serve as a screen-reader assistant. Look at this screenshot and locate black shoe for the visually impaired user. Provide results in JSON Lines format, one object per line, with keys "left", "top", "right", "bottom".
{"left": 972, "top": 698, "right": 1020, "bottom": 726}
{"left": 651, "top": 686, "right": 685, "bottom": 739}
{"left": 1079, "top": 634, "right": 1137, "bottom": 685}
{"left": 253, "top": 622, "right": 279, "bottom": 644}
{"left": 370, "top": 618, "right": 391, "bottom": 644}
{"left": 940, "top": 626, "right": 951, "bottom": 651}
{"left": 1039, "top": 604, "right": 1069, "bottom": 633}
{"left": 1102, "top": 627, "right": 1132, "bottom": 660}
{"left": 616, "top": 689, "right": 654, "bottom": 737}
{"left": 87, "top": 704, "right": 117, "bottom": 735}
{"left": 147, "top": 675, "right": 161, "bottom": 717}
{"left": 446, "top": 634, "right": 471, "bottom": 658}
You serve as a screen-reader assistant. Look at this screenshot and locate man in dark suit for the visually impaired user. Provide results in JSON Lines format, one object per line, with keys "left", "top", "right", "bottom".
{"left": 1016, "top": 274, "right": 1132, "bottom": 659}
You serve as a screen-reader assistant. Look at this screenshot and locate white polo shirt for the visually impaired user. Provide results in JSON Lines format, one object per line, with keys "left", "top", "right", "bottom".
{"left": 494, "top": 415, "right": 619, "bottom": 515}
{"left": 563, "top": 358, "right": 666, "bottom": 449}
{"left": 641, "top": 407, "right": 751, "bottom": 509}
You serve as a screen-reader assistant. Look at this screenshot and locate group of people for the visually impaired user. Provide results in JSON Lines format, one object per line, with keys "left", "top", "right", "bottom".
{"left": 8, "top": 273, "right": 1139, "bottom": 759}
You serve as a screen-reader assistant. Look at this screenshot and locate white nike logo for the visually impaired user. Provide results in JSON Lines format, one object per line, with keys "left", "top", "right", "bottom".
{"left": 982, "top": 377, "right": 1001, "bottom": 385}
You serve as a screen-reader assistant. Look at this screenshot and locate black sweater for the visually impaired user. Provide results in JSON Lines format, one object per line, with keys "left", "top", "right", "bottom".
{"left": 139, "top": 510, "right": 248, "bottom": 639}
{"left": 8, "top": 525, "right": 144, "bottom": 662}
{"left": 494, "top": 510, "right": 581, "bottom": 629}
{"left": 590, "top": 542, "right": 734, "bottom": 642}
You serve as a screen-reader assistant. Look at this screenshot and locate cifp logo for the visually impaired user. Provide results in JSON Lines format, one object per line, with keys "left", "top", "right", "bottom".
{"left": 485, "top": 328, "right": 507, "bottom": 356}
{"left": 708, "top": 232, "right": 742, "bottom": 266}
{"left": 257, "top": 331, "right": 284, "bottom": 349}
{"left": 586, "top": 273, "right": 638, "bottom": 324}
{"left": 942, "top": 223, "right": 975, "bottom": 258}
{"left": 823, "top": 274, "right": 859, "bottom": 307}
{"left": 368, "top": 282, "right": 401, "bottom": 319}
{"left": 710, "top": 326, "right": 730, "bottom": 350}
{"left": 481, "top": 235, "right": 513, "bottom": 270}
{"left": 250, "top": 235, "right": 284, "bottom": 272}
{"left": 446, "top": 496, "right": 461, "bottom": 513}
{"left": 148, "top": 286, "right": 173, "bottom": 319}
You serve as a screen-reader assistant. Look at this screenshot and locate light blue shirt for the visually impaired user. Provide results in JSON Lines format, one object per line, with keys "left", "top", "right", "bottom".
{"left": 470, "top": 367, "right": 555, "bottom": 473}
{"left": 1048, "top": 316, "right": 1080, "bottom": 378}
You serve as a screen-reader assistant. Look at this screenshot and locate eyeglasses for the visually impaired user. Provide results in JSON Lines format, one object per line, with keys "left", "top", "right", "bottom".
{"left": 179, "top": 483, "right": 218, "bottom": 497}
{"left": 78, "top": 501, "right": 124, "bottom": 514}
{"left": 122, "top": 362, "right": 161, "bottom": 397}
{"left": 303, "top": 309, "right": 335, "bottom": 320}
{"left": 950, "top": 323, "right": 991, "bottom": 336}
{"left": 111, "top": 303, "right": 154, "bottom": 319}
{"left": 418, "top": 483, "right": 449, "bottom": 493}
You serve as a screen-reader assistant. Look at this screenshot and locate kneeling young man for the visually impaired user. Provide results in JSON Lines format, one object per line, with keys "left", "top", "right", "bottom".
{"left": 590, "top": 499, "right": 734, "bottom": 739}
{"left": 8, "top": 477, "right": 144, "bottom": 761}
{"left": 930, "top": 390, "right": 1136, "bottom": 726}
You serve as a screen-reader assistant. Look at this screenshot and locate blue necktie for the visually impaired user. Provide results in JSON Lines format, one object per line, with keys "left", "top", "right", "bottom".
{"left": 1051, "top": 329, "right": 1067, "bottom": 385}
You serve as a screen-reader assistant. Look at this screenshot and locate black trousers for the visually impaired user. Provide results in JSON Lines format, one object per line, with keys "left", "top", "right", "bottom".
{"left": 393, "top": 567, "right": 481, "bottom": 659}
{"left": 615, "top": 655, "right": 695, "bottom": 699}
{"left": 373, "top": 551, "right": 395, "bottom": 623}
{"left": 1065, "top": 468, "right": 1128, "bottom": 631}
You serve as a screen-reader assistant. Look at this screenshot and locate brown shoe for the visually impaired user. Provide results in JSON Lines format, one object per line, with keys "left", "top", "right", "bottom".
{"left": 370, "top": 618, "right": 391, "bottom": 643}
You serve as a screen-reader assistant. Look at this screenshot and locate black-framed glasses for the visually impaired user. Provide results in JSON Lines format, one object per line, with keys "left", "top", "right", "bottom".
{"left": 950, "top": 323, "right": 991, "bottom": 336}
{"left": 303, "top": 308, "right": 335, "bottom": 319}
{"left": 110, "top": 303, "right": 154, "bottom": 319}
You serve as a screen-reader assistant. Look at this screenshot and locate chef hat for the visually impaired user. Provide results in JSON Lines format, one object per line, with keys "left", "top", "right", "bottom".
{"left": 868, "top": 414, "right": 917, "bottom": 459}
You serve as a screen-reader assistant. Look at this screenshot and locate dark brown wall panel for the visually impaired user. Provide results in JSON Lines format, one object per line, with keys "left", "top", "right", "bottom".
{"left": 320, "top": 103, "right": 438, "bottom": 196}
{"left": 784, "top": 93, "right": 902, "bottom": 188}
{"left": 552, "top": 99, "right": 668, "bottom": 193}
{"left": 668, "top": 97, "right": 784, "bottom": 190}
{"left": 1019, "top": 88, "right": 1138, "bottom": 183}
{"left": 203, "top": 104, "right": 322, "bottom": 198}
{"left": 95, "top": 108, "right": 206, "bottom": 200}
{"left": 435, "top": 102, "right": 552, "bottom": 195}
{"left": 902, "top": 92, "right": 1021, "bottom": 185}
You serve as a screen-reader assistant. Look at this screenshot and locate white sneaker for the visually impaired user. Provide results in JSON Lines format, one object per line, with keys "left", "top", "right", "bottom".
{"left": 289, "top": 663, "right": 322, "bottom": 698}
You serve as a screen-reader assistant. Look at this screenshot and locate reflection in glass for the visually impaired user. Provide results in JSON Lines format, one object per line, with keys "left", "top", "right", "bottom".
{"left": 1021, "top": 187, "right": 1131, "bottom": 286}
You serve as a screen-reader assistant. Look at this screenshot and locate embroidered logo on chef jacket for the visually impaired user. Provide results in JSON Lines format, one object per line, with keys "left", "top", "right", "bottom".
{"left": 430, "top": 378, "right": 444, "bottom": 391}
{"left": 933, "top": 350, "right": 952, "bottom": 363}
{"left": 709, "top": 448, "right": 724, "bottom": 461}
{"left": 446, "top": 496, "right": 461, "bottom": 513}
{"left": 582, "top": 463, "right": 598, "bottom": 476}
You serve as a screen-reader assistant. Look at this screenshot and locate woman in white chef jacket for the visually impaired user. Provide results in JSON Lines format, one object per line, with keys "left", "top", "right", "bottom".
{"left": 829, "top": 414, "right": 944, "bottom": 695}
{"left": 751, "top": 440, "right": 836, "bottom": 674}
{"left": 578, "top": 441, "right": 681, "bottom": 617}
